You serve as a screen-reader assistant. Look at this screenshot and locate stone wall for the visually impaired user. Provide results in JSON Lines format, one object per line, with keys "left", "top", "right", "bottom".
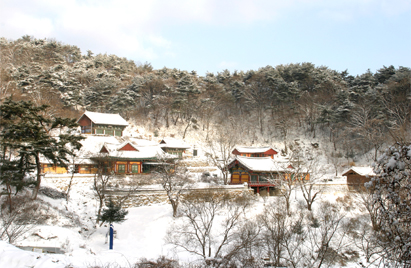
{"left": 105, "top": 185, "right": 252, "bottom": 208}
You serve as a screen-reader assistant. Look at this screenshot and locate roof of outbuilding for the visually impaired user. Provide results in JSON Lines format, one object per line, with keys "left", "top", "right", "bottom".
{"left": 342, "top": 166, "right": 376, "bottom": 177}
{"left": 78, "top": 111, "right": 129, "bottom": 126}
{"left": 159, "top": 137, "right": 190, "bottom": 149}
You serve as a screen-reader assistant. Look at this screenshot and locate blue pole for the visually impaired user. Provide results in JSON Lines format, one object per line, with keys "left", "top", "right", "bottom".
{"left": 109, "top": 224, "right": 114, "bottom": 250}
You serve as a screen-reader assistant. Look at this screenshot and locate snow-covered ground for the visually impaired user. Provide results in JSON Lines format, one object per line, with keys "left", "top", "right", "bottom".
{"left": 0, "top": 126, "right": 376, "bottom": 267}
{"left": 0, "top": 172, "right": 356, "bottom": 268}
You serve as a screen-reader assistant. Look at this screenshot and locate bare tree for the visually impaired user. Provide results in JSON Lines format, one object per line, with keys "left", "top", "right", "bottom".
{"left": 166, "top": 189, "right": 253, "bottom": 265}
{"left": 259, "top": 198, "right": 306, "bottom": 268}
{"left": 289, "top": 147, "right": 324, "bottom": 211}
{"left": 327, "top": 149, "right": 343, "bottom": 177}
{"left": 354, "top": 187, "right": 381, "bottom": 231}
{"left": 307, "top": 201, "right": 351, "bottom": 268}
{"left": 258, "top": 198, "right": 289, "bottom": 266}
{"left": 281, "top": 216, "right": 306, "bottom": 268}
{"left": 349, "top": 103, "right": 387, "bottom": 161}
{"left": 93, "top": 162, "right": 143, "bottom": 227}
{"left": 134, "top": 256, "right": 179, "bottom": 268}
{"left": 223, "top": 219, "right": 265, "bottom": 267}
{"left": 65, "top": 149, "right": 80, "bottom": 203}
{"left": 153, "top": 156, "right": 192, "bottom": 217}
{"left": 92, "top": 156, "right": 116, "bottom": 225}
{"left": 270, "top": 168, "right": 297, "bottom": 215}
{"left": 349, "top": 213, "right": 384, "bottom": 266}
{"left": 0, "top": 193, "right": 49, "bottom": 243}
{"left": 257, "top": 198, "right": 351, "bottom": 268}
{"left": 204, "top": 124, "right": 238, "bottom": 185}
{"left": 182, "top": 117, "right": 199, "bottom": 139}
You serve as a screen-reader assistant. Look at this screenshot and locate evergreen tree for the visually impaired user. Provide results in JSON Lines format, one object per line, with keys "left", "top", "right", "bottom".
{"left": 375, "top": 65, "right": 396, "bottom": 84}
{"left": 99, "top": 199, "right": 128, "bottom": 225}
{"left": 0, "top": 97, "right": 84, "bottom": 199}
{"left": 371, "top": 143, "right": 411, "bottom": 265}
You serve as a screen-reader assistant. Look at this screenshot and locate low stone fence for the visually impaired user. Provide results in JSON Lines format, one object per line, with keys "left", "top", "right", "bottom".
{"left": 105, "top": 184, "right": 251, "bottom": 208}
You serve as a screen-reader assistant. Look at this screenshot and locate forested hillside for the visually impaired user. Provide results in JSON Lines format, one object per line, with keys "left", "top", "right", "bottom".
{"left": 1, "top": 36, "right": 409, "bottom": 161}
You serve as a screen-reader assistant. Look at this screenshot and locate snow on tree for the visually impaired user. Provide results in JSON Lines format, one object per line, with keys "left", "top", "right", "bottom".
{"left": 99, "top": 198, "right": 128, "bottom": 225}
{"left": 153, "top": 155, "right": 192, "bottom": 217}
{"left": 370, "top": 142, "right": 411, "bottom": 266}
{"left": 0, "top": 98, "right": 84, "bottom": 200}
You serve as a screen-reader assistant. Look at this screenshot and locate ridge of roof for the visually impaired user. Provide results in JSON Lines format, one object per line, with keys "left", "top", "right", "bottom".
{"left": 233, "top": 146, "right": 278, "bottom": 153}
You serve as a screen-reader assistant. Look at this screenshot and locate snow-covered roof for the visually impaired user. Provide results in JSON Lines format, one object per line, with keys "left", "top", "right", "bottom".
{"left": 99, "top": 144, "right": 171, "bottom": 160}
{"left": 76, "top": 136, "right": 174, "bottom": 160}
{"left": 79, "top": 111, "right": 129, "bottom": 126}
{"left": 159, "top": 137, "right": 190, "bottom": 149}
{"left": 78, "top": 136, "right": 120, "bottom": 156}
{"left": 233, "top": 146, "right": 278, "bottom": 154}
{"left": 232, "top": 156, "right": 290, "bottom": 172}
{"left": 343, "top": 166, "right": 376, "bottom": 177}
{"left": 39, "top": 135, "right": 176, "bottom": 164}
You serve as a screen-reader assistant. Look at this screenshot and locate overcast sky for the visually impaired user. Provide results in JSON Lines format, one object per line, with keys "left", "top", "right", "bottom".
{"left": 1, "top": 0, "right": 410, "bottom": 76}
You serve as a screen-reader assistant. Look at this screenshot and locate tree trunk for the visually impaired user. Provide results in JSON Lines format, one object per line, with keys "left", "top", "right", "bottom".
{"left": 66, "top": 168, "right": 75, "bottom": 202}
{"left": 171, "top": 199, "right": 178, "bottom": 217}
{"left": 165, "top": 110, "right": 169, "bottom": 128}
{"left": 32, "top": 153, "right": 42, "bottom": 200}
{"left": 182, "top": 121, "right": 191, "bottom": 139}
{"left": 6, "top": 183, "right": 12, "bottom": 212}
{"left": 223, "top": 170, "right": 228, "bottom": 185}
{"left": 97, "top": 197, "right": 104, "bottom": 225}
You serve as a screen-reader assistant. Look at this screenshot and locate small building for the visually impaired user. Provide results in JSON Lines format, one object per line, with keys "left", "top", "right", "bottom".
{"left": 227, "top": 156, "right": 291, "bottom": 195}
{"left": 77, "top": 111, "right": 129, "bottom": 136}
{"left": 232, "top": 146, "right": 279, "bottom": 159}
{"left": 159, "top": 137, "right": 190, "bottom": 158}
{"left": 343, "top": 166, "right": 376, "bottom": 190}
{"left": 40, "top": 136, "right": 176, "bottom": 175}
{"left": 94, "top": 141, "right": 174, "bottom": 174}
{"left": 41, "top": 163, "right": 69, "bottom": 174}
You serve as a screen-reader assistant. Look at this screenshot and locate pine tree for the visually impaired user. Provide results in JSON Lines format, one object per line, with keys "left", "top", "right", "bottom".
{"left": 99, "top": 199, "right": 128, "bottom": 225}
{"left": 0, "top": 97, "right": 84, "bottom": 199}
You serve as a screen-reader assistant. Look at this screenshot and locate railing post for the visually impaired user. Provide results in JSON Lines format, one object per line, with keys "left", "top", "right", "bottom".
{"left": 109, "top": 224, "right": 114, "bottom": 250}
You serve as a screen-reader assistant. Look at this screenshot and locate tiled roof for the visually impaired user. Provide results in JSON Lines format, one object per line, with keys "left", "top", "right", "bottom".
{"left": 80, "top": 111, "right": 129, "bottom": 126}
{"left": 233, "top": 156, "right": 290, "bottom": 172}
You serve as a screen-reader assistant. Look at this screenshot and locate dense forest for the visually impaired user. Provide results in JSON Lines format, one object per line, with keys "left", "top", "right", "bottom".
{"left": 1, "top": 36, "right": 410, "bottom": 161}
